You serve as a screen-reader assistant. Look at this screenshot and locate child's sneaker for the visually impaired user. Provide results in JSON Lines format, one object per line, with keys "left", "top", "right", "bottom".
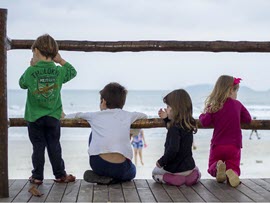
{"left": 216, "top": 160, "right": 226, "bottom": 183}
{"left": 83, "top": 170, "right": 113, "bottom": 185}
{"left": 226, "top": 169, "right": 240, "bottom": 187}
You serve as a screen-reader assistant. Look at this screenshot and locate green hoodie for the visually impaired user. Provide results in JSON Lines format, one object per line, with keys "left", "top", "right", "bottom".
{"left": 19, "top": 60, "right": 77, "bottom": 122}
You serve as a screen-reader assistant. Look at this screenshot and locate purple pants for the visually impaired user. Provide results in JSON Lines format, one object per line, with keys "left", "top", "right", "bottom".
{"left": 208, "top": 144, "right": 241, "bottom": 177}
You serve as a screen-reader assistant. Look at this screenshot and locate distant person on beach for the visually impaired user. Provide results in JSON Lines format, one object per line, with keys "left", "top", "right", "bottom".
{"left": 19, "top": 34, "right": 77, "bottom": 185}
{"left": 131, "top": 129, "right": 147, "bottom": 165}
{"left": 152, "top": 89, "right": 201, "bottom": 187}
{"left": 249, "top": 117, "right": 261, "bottom": 140}
{"left": 199, "top": 75, "right": 251, "bottom": 187}
{"left": 66, "top": 82, "right": 147, "bottom": 184}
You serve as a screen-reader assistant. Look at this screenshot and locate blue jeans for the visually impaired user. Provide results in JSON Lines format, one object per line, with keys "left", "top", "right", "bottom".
{"left": 27, "top": 116, "right": 66, "bottom": 180}
{"left": 90, "top": 155, "right": 136, "bottom": 182}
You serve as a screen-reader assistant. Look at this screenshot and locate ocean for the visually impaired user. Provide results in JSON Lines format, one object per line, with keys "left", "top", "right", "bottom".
{"left": 7, "top": 88, "right": 270, "bottom": 141}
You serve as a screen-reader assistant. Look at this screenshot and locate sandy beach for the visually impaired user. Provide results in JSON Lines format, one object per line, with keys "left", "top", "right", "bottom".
{"left": 8, "top": 128, "right": 270, "bottom": 180}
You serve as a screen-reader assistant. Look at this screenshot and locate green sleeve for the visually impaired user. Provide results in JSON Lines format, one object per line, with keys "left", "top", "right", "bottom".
{"left": 19, "top": 71, "right": 28, "bottom": 89}
{"left": 60, "top": 62, "right": 77, "bottom": 83}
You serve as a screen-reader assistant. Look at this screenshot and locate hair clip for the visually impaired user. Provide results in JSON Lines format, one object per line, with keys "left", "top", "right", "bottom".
{"left": 233, "top": 77, "right": 242, "bottom": 85}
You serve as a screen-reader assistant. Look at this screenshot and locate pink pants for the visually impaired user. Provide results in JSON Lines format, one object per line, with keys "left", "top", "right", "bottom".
{"left": 208, "top": 144, "right": 241, "bottom": 177}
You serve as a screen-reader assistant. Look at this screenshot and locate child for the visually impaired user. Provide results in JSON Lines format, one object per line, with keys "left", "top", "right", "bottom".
{"left": 19, "top": 34, "right": 77, "bottom": 185}
{"left": 131, "top": 129, "right": 147, "bottom": 165}
{"left": 249, "top": 117, "right": 261, "bottom": 140}
{"left": 66, "top": 82, "right": 147, "bottom": 184}
{"left": 152, "top": 89, "right": 201, "bottom": 187}
{"left": 199, "top": 75, "right": 251, "bottom": 187}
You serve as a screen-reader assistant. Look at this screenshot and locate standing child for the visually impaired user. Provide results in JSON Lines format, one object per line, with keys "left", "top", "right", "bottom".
{"left": 199, "top": 75, "right": 251, "bottom": 187}
{"left": 19, "top": 34, "right": 77, "bottom": 185}
{"left": 131, "top": 129, "right": 147, "bottom": 165}
{"left": 66, "top": 82, "right": 147, "bottom": 184}
{"left": 152, "top": 89, "right": 201, "bottom": 187}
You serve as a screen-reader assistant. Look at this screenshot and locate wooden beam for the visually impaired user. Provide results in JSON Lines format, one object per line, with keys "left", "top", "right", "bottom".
{"left": 8, "top": 118, "right": 270, "bottom": 130}
{"left": 0, "top": 8, "right": 9, "bottom": 198}
{"left": 9, "top": 39, "right": 270, "bottom": 53}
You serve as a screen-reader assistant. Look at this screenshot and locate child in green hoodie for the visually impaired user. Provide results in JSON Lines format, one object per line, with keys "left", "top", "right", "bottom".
{"left": 19, "top": 34, "right": 77, "bottom": 185}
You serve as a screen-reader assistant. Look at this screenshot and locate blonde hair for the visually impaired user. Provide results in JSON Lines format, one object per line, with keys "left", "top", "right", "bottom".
{"left": 204, "top": 75, "right": 239, "bottom": 113}
{"left": 163, "top": 89, "right": 197, "bottom": 134}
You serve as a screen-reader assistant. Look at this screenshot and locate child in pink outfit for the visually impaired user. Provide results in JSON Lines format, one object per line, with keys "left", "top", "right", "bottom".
{"left": 199, "top": 75, "right": 251, "bottom": 187}
{"left": 152, "top": 89, "right": 201, "bottom": 187}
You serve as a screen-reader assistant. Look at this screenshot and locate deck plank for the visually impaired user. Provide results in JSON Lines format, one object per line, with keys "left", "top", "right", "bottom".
{"left": 3, "top": 179, "right": 270, "bottom": 202}
{"left": 178, "top": 184, "right": 204, "bottom": 202}
{"left": 191, "top": 181, "right": 220, "bottom": 202}
{"left": 251, "top": 179, "right": 270, "bottom": 191}
{"left": 122, "top": 181, "right": 141, "bottom": 202}
{"left": 240, "top": 179, "right": 270, "bottom": 201}
{"left": 77, "top": 180, "right": 94, "bottom": 202}
{"left": 29, "top": 179, "right": 54, "bottom": 202}
{"left": 93, "top": 184, "right": 109, "bottom": 202}
{"left": 147, "top": 179, "right": 172, "bottom": 202}
{"left": 134, "top": 179, "right": 156, "bottom": 202}
{"left": 11, "top": 181, "right": 34, "bottom": 202}
{"left": 45, "top": 181, "right": 67, "bottom": 202}
{"left": 236, "top": 180, "right": 268, "bottom": 202}
{"left": 210, "top": 179, "right": 253, "bottom": 202}
{"left": 0, "top": 179, "right": 28, "bottom": 202}
{"left": 108, "top": 183, "right": 125, "bottom": 202}
{"left": 61, "top": 180, "right": 81, "bottom": 202}
{"left": 162, "top": 184, "right": 188, "bottom": 202}
{"left": 200, "top": 179, "right": 236, "bottom": 202}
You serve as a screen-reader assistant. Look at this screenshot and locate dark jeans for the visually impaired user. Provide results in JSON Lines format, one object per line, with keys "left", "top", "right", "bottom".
{"left": 27, "top": 116, "right": 66, "bottom": 180}
{"left": 90, "top": 155, "right": 136, "bottom": 182}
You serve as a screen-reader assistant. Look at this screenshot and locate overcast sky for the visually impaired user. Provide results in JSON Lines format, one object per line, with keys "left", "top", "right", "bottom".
{"left": 2, "top": 0, "right": 270, "bottom": 91}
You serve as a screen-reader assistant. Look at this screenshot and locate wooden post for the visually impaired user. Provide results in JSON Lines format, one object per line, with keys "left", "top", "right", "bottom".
{"left": 0, "top": 8, "right": 9, "bottom": 197}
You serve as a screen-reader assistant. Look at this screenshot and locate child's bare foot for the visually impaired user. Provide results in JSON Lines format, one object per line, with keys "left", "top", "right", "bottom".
{"left": 216, "top": 160, "right": 226, "bottom": 183}
{"left": 141, "top": 160, "right": 144, "bottom": 165}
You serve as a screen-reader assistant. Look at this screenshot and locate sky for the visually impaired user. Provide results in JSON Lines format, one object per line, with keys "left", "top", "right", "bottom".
{"left": 1, "top": 0, "right": 270, "bottom": 91}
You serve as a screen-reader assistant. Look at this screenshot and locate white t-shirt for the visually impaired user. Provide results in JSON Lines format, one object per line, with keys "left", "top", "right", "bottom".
{"left": 67, "top": 109, "right": 147, "bottom": 160}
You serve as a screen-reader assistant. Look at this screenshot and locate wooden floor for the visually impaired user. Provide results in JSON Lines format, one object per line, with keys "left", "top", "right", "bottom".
{"left": 1, "top": 179, "right": 270, "bottom": 202}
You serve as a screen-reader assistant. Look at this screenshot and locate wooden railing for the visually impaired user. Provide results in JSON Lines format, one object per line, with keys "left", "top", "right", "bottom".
{"left": 1, "top": 7, "right": 270, "bottom": 197}
{"left": 8, "top": 118, "right": 270, "bottom": 130}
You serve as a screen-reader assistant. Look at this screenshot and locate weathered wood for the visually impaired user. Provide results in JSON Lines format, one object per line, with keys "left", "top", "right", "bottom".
{"left": 0, "top": 180, "right": 27, "bottom": 202}
{"left": 122, "top": 181, "right": 140, "bottom": 202}
{"left": 77, "top": 180, "right": 94, "bottom": 202}
{"left": 241, "top": 179, "right": 270, "bottom": 201}
{"left": 9, "top": 39, "right": 270, "bottom": 53}
{"left": 237, "top": 180, "right": 269, "bottom": 202}
{"left": 8, "top": 118, "right": 270, "bottom": 130}
{"left": 45, "top": 182, "right": 67, "bottom": 202}
{"left": 0, "top": 8, "right": 8, "bottom": 198}
{"left": 147, "top": 179, "right": 172, "bottom": 202}
{"left": 1, "top": 179, "right": 270, "bottom": 202}
{"left": 191, "top": 181, "right": 220, "bottom": 202}
{"left": 208, "top": 178, "right": 252, "bottom": 202}
{"left": 200, "top": 179, "right": 236, "bottom": 202}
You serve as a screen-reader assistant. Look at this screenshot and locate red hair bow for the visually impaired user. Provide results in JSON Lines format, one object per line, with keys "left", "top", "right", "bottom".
{"left": 233, "top": 77, "right": 242, "bottom": 85}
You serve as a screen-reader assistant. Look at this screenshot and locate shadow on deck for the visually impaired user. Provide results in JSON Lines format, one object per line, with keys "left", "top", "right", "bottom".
{"left": 1, "top": 179, "right": 270, "bottom": 202}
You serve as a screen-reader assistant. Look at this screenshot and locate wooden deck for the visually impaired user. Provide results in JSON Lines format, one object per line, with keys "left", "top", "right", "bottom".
{"left": 1, "top": 179, "right": 270, "bottom": 202}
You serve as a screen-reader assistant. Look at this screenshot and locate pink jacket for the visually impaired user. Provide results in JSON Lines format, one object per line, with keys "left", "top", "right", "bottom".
{"left": 199, "top": 98, "right": 251, "bottom": 148}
